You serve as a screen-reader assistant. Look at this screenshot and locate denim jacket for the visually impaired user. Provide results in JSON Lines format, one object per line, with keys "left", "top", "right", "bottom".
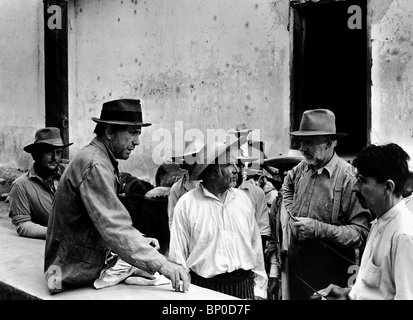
{"left": 44, "top": 137, "right": 167, "bottom": 293}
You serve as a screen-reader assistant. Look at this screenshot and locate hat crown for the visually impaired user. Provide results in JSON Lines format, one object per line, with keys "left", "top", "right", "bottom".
{"left": 235, "top": 122, "right": 248, "bottom": 131}
{"left": 300, "top": 109, "right": 336, "bottom": 133}
{"left": 34, "top": 127, "right": 63, "bottom": 143}
{"left": 184, "top": 139, "right": 204, "bottom": 156}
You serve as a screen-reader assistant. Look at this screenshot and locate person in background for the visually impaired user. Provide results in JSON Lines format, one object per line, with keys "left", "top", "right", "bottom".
{"left": 283, "top": 109, "right": 372, "bottom": 300}
{"left": 44, "top": 99, "right": 189, "bottom": 293}
{"left": 9, "top": 127, "right": 72, "bottom": 239}
{"left": 312, "top": 143, "right": 413, "bottom": 300}
{"left": 264, "top": 149, "right": 304, "bottom": 300}
{"left": 230, "top": 153, "right": 271, "bottom": 253}
{"left": 169, "top": 140, "right": 268, "bottom": 300}
{"left": 167, "top": 139, "right": 204, "bottom": 229}
{"left": 402, "top": 160, "right": 413, "bottom": 212}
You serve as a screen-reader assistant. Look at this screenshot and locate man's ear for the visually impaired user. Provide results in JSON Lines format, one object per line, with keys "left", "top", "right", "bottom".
{"left": 384, "top": 179, "right": 396, "bottom": 194}
{"left": 104, "top": 124, "right": 113, "bottom": 140}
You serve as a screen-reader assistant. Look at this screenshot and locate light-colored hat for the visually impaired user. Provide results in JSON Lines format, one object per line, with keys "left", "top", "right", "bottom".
{"left": 92, "top": 99, "right": 151, "bottom": 127}
{"left": 190, "top": 140, "right": 239, "bottom": 180}
{"left": 23, "top": 127, "right": 73, "bottom": 154}
{"left": 264, "top": 149, "right": 304, "bottom": 168}
{"left": 228, "top": 122, "right": 254, "bottom": 135}
{"left": 171, "top": 139, "right": 204, "bottom": 162}
{"left": 289, "top": 109, "right": 346, "bottom": 137}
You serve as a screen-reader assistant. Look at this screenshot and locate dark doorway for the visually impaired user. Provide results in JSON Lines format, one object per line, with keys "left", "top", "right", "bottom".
{"left": 290, "top": 0, "right": 370, "bottom": 158}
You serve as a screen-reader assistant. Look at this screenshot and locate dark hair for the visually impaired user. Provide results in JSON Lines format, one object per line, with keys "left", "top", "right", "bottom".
{"left": 93, "top": 123, "right": 124, "bottom": 137}
{"left": 352, "top": 143, "right": 410, "bottom": 197}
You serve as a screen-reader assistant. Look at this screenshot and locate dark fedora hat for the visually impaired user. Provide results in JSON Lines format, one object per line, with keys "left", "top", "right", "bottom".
{"left": 23, "top": 127, "right": 73, "bottom": 154}
{"left": 290, "top": 109, "right": 346, "bottom": 137}
{"left": 91, "top": 99, "right": 151, "bottom": 127}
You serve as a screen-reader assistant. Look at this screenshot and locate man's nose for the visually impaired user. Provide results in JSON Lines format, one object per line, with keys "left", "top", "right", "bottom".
{"left": 352, "top": 181, "right": 360, "bottom": 193}
{"left": 132, "top": 136, "right": 140, "bottom": 146}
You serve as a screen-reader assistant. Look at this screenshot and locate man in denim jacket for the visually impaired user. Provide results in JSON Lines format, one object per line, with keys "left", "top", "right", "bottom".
{"left": 44, "top": 99, "right": 189, "bottom": 293}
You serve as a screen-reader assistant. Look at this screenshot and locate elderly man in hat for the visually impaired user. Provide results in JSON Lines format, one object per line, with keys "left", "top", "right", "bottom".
{"left": 312, "top": 143, "right": 413, "bottom": 300}
{"left": 44, "top": 99, "right": 189, "bottom": 293}
{"left": 169, "top": 140, "right": 268, "bottom": 300}
{"left": 9, "top": 127, "right": 72, "bottom": 239}
{"left": 282, "top": 109, "right": 372, "bottom": 300}
{"left": 167, "top": 138, "right": 204, "bottom": 229}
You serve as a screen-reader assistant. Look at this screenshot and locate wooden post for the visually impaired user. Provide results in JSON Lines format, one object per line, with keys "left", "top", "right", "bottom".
{"left": 43, "top": 0, "right": 69, "bottom": 159}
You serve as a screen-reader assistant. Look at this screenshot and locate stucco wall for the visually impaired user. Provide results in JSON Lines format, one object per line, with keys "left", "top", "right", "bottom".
{"left": 68, "top": 0, "right": 291, "bottom": 182}
{"left": 0, "top": 0, "right": 45, "bottom": 170}
{"left": 370, "top": 0, "right": 413, "bottom": 157}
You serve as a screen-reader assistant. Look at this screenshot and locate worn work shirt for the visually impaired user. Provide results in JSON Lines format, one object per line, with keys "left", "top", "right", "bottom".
{"left": 238, "top": 179, "right": 271, "bottom": 237}
{"left": 167, "top": 171, "right": 200, "bottom": 229}
{"left": 45, "top": 137, "right": 167, "bottom": 292}
{"left": 9, "top": 165, "right": 62, "bottom": 239}
{"left": 349, "top": 201, "right": 413, "bottom": 300}
{"left": 169, "top": 184, "right": 268, "bottom": 299}
{"left": 283, "top": 153, "right": 371, "bottom": 247}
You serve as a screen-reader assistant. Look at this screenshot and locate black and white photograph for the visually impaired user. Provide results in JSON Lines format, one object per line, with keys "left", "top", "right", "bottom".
{"left": 0, "top": 0, "right": 412, "bottom": 310}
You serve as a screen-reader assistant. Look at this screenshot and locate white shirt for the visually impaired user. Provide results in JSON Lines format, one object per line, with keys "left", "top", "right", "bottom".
{"left": 349, "top": 201, "right": 413, "bottom": 300}
{"left": 169, "top": 184, "right": 268, "bottom": 298}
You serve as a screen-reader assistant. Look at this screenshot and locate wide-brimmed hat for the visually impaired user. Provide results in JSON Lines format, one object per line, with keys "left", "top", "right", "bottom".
{"left": 264, "top": 149, "right": 304, "bottom": 168}
{"left": 190, "top": 139, "right": 239, "bottom": 181}
{"left": 23, "top": 127, "right": 73, "bottom": 154}
{"left": 228, "top": 122, "right": 254, "bottom": 135}
{"left": 171, "top": 139, "right": 204, "bottom": 163}
{"left": 91, "top": 99, "right": 151, "bottom": 126}
{"left": 290, "top": 109, "right": 346, "bottom": 137}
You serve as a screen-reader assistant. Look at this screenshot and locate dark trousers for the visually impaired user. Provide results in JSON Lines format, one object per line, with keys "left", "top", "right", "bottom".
{"left": 288, "top": 239, "right": 355, "bottom": 300}
{"left": 190, "top": 269, "right": 255, "bottom": 299}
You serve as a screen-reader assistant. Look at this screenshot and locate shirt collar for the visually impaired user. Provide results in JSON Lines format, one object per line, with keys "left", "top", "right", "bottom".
{"left": 91, "top": 137, "right": 119, "bottom": 174}
{"left": 28, "top": 163, "right": 63, "bottom": 181}
{"left": 372, "top": 200, "right": 405, "bottom": 227}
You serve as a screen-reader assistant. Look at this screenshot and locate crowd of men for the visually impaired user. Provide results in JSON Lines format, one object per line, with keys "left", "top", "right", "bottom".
{"left": 7, "top": 99, "right": 413, "bottom": 300}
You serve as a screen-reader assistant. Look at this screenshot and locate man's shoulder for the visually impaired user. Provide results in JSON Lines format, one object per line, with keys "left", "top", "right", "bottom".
{"left": 11, "top": 171, "right": 30, "bottom": 188}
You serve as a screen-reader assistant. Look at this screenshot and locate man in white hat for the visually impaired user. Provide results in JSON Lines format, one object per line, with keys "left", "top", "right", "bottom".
{"left": 167, "top": 138, "right": 204, "bottom": 229}
{"left": 44, "top": 99, "right": 189, "bottom": 293}
{"left": 282, "top": 109, "right": 372, "bottom": 300}
{"left": 9, "top": 127, "right": 72, "bottom": 239}
{"left": 169, "top": 140, "right": 268, "bottom": 299}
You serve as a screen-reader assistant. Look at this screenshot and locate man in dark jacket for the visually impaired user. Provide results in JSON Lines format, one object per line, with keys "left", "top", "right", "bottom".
{"left": 44, "top": 99, "right": 189, "bottom": 293}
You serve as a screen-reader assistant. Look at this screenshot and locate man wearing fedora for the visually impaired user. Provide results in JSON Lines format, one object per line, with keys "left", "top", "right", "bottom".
{"left": 169, "top": 140, "right": 268, "bottom": 300}
{"left": 44, "top": 99, "right": 189, "bottom": 293}
{"left": 167, "top": 138, "right": 204, "bottom": 229}
{"left": 9, "top": 127, "right": 72, "bottom": 239}
{"left": 282, "top": 109, "right": 372, "bottom": 300}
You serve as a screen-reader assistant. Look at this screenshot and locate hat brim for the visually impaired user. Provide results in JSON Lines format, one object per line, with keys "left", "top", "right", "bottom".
{"left": 23, "top": 142, "right": 73, "bottom": 154}
{"left": 289, "top": 131, "right": 347, "bottom": 137}
{"left": 228, "top": 128, "right": 253, "bottom": 134}
{"left": 91, "top": 117, "right": 151, "bottom": 127}
{"left": 264, "top": 156, "right": 303, "bottom": 167}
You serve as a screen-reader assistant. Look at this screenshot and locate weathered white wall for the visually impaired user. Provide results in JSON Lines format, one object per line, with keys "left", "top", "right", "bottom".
{"left": 370, "top": 0, "right": 413, "bottom": 157}
{"left": 68, "top": 0, "right": 291, "bottom": 182}
{"left": 0, "top": 0, "right": 45, "bottom": 169}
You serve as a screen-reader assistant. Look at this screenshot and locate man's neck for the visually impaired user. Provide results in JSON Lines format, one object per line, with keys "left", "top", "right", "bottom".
{"left": 313, "top": 151, "right": 335, "bottom": 170}
{"left": 203, "top": 181, "right": 229, "bottom": 202}
{"left": 375, "top": 196, "right": 402, "bottom": 219}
